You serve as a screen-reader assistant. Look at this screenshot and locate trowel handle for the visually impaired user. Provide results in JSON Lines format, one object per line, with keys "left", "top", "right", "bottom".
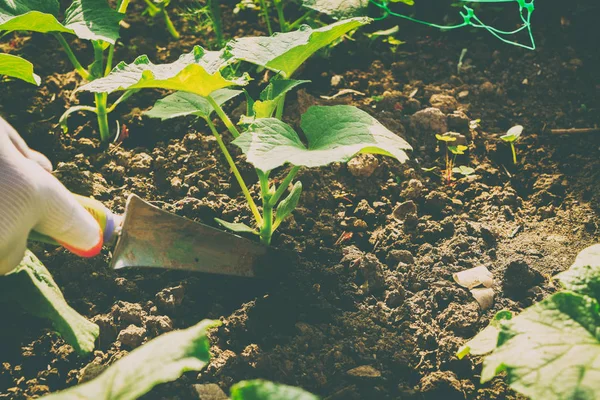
{"left": 28, "top": 194, "right": 118, "bottom": 246}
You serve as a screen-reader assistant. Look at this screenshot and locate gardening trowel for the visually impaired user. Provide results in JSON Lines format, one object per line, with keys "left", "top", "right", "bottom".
{"left": 28, "top": 194, "right": 273, "bottom": 278}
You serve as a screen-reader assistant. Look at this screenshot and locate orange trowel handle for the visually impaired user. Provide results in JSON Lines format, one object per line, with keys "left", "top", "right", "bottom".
{"left": 28, "top": 194, "right": 117, "bottom": 246}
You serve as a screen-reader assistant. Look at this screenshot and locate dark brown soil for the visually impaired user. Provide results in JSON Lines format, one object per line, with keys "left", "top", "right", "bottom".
{"left": 1, "top": 0, "right": 600, "bottom": 399}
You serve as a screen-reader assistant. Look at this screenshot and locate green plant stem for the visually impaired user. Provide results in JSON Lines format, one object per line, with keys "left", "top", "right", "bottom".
{"left": 104, "top": 0, "right": 131, "bottom": 77}
{"left": 95, "top": 93, "right": 110, "bottom": 142}
{"left": 106, "top": 90, "right": 137, "bottom": 113}
{"left": 206, "top": 119, "right": 262, "bottom": 225}
{"left": 273, "top": 0, "right": 287, "bottom": 32}
{"left": 143, "top": 0, "right": 160, "bottom": 14}
{"left": 288, "top": 10, "right": 315, "bottom": 30}
{"left": 269, "top": 166, "right": 299, "bottom": 207}
{"left": 162, "top": 10, "right": 180, "bottom": 39}
{"left": 207, "top": 96, "right": 241, "bottom": 138}
{"left": 257, "top": 0, "right": 273, "bottom": 36}
{"left": 260, "top": 202, "right": 273, "bottom": 245}
{"left": 275, "top": 95, "right": 285, "bottom": 119}
{"left": 208, "top": 0, "right": 224, "bottom": 45}
{"left": 53, "top": 34, "right": 90, "bottom": 80}
{"left": 257, "top": 171, "right": 273, "bottom": 245}
{"left": 511, "top": 143, "right": 517, "bottom": 164}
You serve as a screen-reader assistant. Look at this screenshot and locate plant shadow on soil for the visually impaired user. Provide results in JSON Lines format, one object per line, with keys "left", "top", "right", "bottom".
{"left": 1, "top": 0, "right": 600, "bottom": 399}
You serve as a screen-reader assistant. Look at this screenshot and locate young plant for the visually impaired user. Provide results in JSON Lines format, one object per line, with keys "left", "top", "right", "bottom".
{"left": 458, "top": 244, "right": 600, "bottom": 400}
{"left": 435, "top": 133, "right": 468, "bottom": 184}
{"left": 0, "top": 0, "right": 130, "bottom": 142}
{"left": 500, "top": 124, "right": 523, "bottom": 164}
{"left": 183, "top": 0, "right": 225, "bottom": 47}
{"left": 80, "top": 18, "right": 412, "bottom": 246}
{"left": 142, "top": 0, "right": 180, "bottom": 39}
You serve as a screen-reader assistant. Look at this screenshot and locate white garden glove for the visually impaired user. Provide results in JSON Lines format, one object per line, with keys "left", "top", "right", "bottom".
{"left": 0, "top": 117, "right": 103, "bottom": 275}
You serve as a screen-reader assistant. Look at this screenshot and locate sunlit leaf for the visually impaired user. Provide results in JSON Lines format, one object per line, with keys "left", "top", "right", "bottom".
{"left": 0, "top": 53, "right": 40, "bottom": 85}
{"left": 234, "top": 105, "right": 411, "bottom": 171}
{"left": 228, "top": 18, "right": 370, "bottom": 78}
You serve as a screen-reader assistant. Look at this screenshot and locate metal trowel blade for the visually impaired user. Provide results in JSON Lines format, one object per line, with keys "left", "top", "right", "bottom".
{"left": 109, "top": 194, "right": 270, "bottom": 277}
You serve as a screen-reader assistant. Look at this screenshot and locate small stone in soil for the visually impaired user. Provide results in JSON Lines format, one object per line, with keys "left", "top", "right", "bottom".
{"left": 346, "top": 365, "right": 381, "bottom": 378}
{"left": 347, "top": 154, "right": 379, "bottom": 178}
{"left": 117, "top": 325, "right": 146, "bottom": 349}
{"left": 401, "top": 179, "right": 424, "bottom": 200}
{"left": 429, "top": 94, "right": 459, "bottom": 114}
{"left": 387, "top": 249, "right": 415, "bottom": 265}
{"left": 193, "top": 383, "right": 228, "bottom": 400}
{"left": 155, "top": 285, "right": 185, "bottom": 312}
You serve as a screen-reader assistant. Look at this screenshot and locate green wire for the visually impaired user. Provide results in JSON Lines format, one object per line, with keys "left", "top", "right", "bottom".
{"left": 368, "top": 0, "right": 536, "bottom": 50}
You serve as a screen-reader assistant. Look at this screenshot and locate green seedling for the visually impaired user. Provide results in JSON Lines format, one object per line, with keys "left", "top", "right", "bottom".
{"left": 0, "top": 0, "right": 131, "bottom": 142}
{"left": 435, "top": 133, "right": 463, "bottom": 184}
{"left": 182, "top": 0, "right": 225, "bottom": 48}
{"left": 80, "top": 18, "right": 412, "bottom": 245}
{"left": 457, "top": 244, "right": 600, "bottom": 400}
{"left": 500, "top": 124, "right": 523, "bottom": 164}
{"left": 452, "top": 165, "right": 475, "bottom": 177}
{"left": 142, "top": 0, "right": 180, "bottom": 40}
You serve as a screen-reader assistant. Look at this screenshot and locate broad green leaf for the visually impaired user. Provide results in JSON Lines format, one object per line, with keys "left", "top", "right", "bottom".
{"left": 556, "top": 244, "right": 600, "bottom": 302}
{"left": 275, "top": 181, "right": 302, "bottom": 225}
{"left": 215, "top": 218, "right": 258, "bottom": 234}
{"left": 0, "top": 250, "right": 99, "bottom": 354}
{"left": 390, "top": 0, "right": 414, "bottom": 4}
{"left": 456, "top": 310, "right": 512, "bottom": 359}
{"left": 234, "top": 105, "right": 411, "bottom": 171}
{"left": 230, "top": 379, "right": 319, "bottom": 400}
{"left": 0, "top": 53, "right": 40, "bottom": 85}
{"left": 228, "top": 18, "right": 370, "bottom": 78}
{"left": 0, "top": 0, "right": 123, "bottom": 44}
{"left": 79, "top": 46, "right": 240, "bottom": 96}
{"left": 144, "top": 88, "right": 242, "bottom": 121}
{"left": 481, "top": 292, "right": 600, "bottom": 400}
{"left": 302, "top": 0, "right": 368, "bottom": 20}
{"left": 452, "top": 165, "right": 475, "bottom": 176}
{"left": 41, "top": 319, "right": 220, "bottom": 400}
{"left": 500, "top": 125, "right": 523, "bottom": 143}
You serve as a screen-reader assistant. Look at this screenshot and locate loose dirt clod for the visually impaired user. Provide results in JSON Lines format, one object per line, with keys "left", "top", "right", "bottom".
{"left": 347, "top": 154, "right": 379, "bottom": 177}
{"left": 117, "top": 325, "right": 146, "bottom": 349}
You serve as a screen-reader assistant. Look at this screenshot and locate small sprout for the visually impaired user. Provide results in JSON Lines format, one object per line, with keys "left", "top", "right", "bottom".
{"left": 436, "top": 134, "right": 467, "bottom": 184}
{"left": 469, "top": 118, "right": 481, "bottom": 130}
{"left": 452, "top": 165, "right": 475, "bottom": 177}
{"left": 449, "top": 145, "right": 468, "bottom": 155}
{"left": 436, "top": 133, "right": 457, "bottom": 142}
{"left": 500, "top": 124, "right": 523, "bottom": 164}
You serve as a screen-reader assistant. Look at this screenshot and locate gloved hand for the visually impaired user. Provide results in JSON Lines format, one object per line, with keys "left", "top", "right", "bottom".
{"left": 0, "top": 117, "right": 103, "bottom": 275}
